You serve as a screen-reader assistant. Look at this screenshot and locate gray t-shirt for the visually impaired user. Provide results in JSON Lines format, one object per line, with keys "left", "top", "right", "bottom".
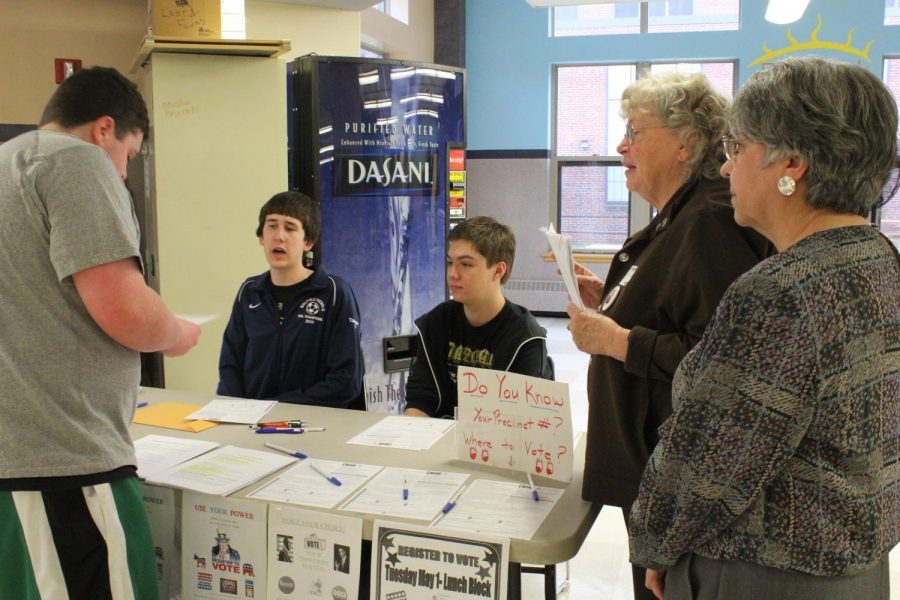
{"left": 0, "top": 130, "right": 142, "bottom": 480}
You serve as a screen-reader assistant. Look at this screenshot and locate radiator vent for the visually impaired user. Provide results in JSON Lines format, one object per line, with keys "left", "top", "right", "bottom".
{"left": 504, "top": 279, "right": 568, "bottom": 313}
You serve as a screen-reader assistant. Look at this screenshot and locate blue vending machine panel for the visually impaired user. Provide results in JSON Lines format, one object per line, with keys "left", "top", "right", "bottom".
{"left": 291, "top": 57, "right": 466, "bottom": 413}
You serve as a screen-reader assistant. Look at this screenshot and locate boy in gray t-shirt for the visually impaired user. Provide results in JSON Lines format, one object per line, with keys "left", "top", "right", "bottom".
{"left": 0, "top": 66, "right": 200, "bottom": 599}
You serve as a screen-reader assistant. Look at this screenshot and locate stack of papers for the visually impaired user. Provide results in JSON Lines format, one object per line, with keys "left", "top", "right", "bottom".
{"left": 339, "top": 467, "right": 468, "bottom": 521}
{"left": 145, "top": 445, "right": 295, "bottom": 496}
{"left": 134, "top": 434, "right": 219, "bottom": 479}
{"left": 544, "top": 223, "right": 583, "bottom": 309}
{"left": 347, "top": 416, "right": 455, "bottom": 450}
{"left": 433, "top": 479, "right": 563, "bottom": 540}
{"left": 249, "top": 460, "right": 383, "bottom": 508}
{"left": 186, "top": 398, "right": 277, "bottom": 424}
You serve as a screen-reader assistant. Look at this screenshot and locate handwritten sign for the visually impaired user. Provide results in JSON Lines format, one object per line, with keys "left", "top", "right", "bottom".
{"left": 151, "top": 0, "right": 221, "bottom": 38}
{"left": 372, "top": 520, "right": 508, "bottom": 600}
{"left": 456, "top": 367, "right": 573, "bottom": 482}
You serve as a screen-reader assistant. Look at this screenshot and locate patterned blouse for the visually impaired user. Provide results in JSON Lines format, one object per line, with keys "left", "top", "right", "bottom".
{"left": 629, "top": 225, "right": 900, "bottom": 576}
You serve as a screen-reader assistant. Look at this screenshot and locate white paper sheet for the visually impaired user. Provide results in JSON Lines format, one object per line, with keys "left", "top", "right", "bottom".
{"left": 340, "top": 467, "right": 468, "bottom": 521}
{"left": 176, "top": 313, "right": 219, "bottom": 326}
{"left": 134, "top": 434, "right": 220, "bottom": 479}
{"left": 146, "top": 445, "right": 294, "bottom": 496}
{"left": 543, "top": 223, "right": 584, "bottom": 310}
{"left": 432, "top": 478, "right": 563, "bottom": 540}
{"left": 248, "top": 460, "right": 383, "bottom": 508}
{"left": 347, "top": 415, "right": 455, "bottom": 450}
{"left": 186, "top": 398, "right": 277, "bottom": 424}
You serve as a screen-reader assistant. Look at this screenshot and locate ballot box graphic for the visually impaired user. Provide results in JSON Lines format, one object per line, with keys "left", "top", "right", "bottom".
{"left": 289, "top": 56, "right": 465, "bottom": 413}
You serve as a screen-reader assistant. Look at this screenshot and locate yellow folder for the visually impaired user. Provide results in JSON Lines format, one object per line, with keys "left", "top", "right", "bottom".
{"left": 133, "top": 401, "right": 219, "bottom": 433}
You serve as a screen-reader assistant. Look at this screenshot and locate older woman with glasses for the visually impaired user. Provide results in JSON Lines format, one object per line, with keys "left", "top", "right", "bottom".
{"left": 629, "top": 57, "right": 900, "bottom": 600}
{"left": 566, "top": 71, "right": 771, "bottom": 600}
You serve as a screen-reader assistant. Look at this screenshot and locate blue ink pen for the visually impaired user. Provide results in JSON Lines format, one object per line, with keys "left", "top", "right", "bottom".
{"left": 264, "top": 442, "right": 308, "bottom": 460}
{"left": 309, "top": 461, "right": 341, "bottom": 486}
{"left": 527, "top": 473, "right": 540, "bottom": 502}
{"left": 442, "top": 485, "right": 467, "bottom": 514}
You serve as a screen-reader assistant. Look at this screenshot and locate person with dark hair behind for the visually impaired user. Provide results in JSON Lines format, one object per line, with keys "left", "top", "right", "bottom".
{"left": 0, "top": 66, "right": 201, "bottom": 599}
{"left": 404, "top": 216, "right": 554, "bottom": 418}
{"left": 217, "top": 191, "right": 364, "bottom": 408}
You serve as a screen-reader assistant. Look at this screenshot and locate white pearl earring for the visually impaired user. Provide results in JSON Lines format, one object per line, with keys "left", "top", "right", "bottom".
{"left": 777, "top": 175, "right": 796, "bottom": 196}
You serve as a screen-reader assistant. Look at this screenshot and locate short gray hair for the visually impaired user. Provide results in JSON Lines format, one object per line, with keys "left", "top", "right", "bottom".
{"left": 728, "top": 57, "right": 898, "bottom": 216}
{"left": 620, "top": 71, "right": 728, "bottom": 181}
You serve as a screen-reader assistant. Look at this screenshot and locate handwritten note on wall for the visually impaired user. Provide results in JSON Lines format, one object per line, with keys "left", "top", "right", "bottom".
{"left": 162, "top": 99, "right": 199, "bottom": 119}
{"left": 456, "top": 367, "right": 573, "bottom": 482}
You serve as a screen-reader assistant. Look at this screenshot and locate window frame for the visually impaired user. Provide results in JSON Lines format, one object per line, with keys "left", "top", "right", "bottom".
{"left": 552, "top": 0, "right": 739, "bottom": 37}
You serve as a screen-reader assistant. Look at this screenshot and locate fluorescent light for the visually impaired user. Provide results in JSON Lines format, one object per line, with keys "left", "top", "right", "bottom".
{"left": 363, "top": 99, "right": 393, "bottom": 109}
{"left": 764, "top": 0, "right": 810, "bottom": 24}
{"left": 404, "top": 109, "right": 439, "bottom": 119}
{"left": 400, "top": 93, "right": 445, "bottom": 105}
{"left": 358, "top": 70, "right": 379, "bottom": 85}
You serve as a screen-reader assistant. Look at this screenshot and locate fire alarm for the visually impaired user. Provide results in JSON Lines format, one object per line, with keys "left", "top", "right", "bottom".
{"left": 54, "top": 59, "right": 83, "bottom": 84}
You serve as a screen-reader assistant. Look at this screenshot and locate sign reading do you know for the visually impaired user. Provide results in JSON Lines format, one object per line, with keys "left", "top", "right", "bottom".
{"left": 456, "top": 367, "right": 573, "bottom": 482}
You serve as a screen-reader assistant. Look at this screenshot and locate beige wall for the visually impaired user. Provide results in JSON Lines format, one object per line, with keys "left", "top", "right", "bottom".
{"left": 0, "top": 0, "right": 435, "bottom": 124}
{"left": 246, "top": 1, "right": 360, "bottom": 60}
{"left": 0, "top": 0, "right": 147, "bottom": 123}
{"left": 361, "top": 0, "right": 434, "bottom": 62}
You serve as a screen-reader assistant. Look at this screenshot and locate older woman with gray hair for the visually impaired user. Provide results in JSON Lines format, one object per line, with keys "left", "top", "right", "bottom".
{"left": 567, "top": 72, "right": 771, "bottom": 599}
{"left": 629, "top": 57, "right": 900, "bottom": 600}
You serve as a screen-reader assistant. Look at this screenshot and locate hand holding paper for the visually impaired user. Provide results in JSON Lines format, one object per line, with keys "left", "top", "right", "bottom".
{"left": 543, "top": 224, "right": 584, "bottom": 310}
{"left": 572, "top": 261, "right": 605, "bottom": 309}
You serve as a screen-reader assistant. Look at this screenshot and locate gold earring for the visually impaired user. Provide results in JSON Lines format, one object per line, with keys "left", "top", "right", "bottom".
{"left": 777, "top": 175, "right": 796, "bottom": 196}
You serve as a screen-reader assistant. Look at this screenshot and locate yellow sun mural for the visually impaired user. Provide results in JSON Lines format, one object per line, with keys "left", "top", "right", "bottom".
{"left": 749, "top": 15, "right": 874, "bottom": 67}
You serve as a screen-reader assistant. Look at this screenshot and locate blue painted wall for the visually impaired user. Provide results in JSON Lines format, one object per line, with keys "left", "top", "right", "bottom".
{"left": 466, "top": 0, "right": 898, "bottom": 151}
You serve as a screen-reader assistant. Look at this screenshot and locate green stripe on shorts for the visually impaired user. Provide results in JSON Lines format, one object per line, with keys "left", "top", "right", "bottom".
{"left": 0, "top": 491, "right": 43, "bottom": 600}
{"left": 110, "top": 477, "right": 161, "bottom": 600}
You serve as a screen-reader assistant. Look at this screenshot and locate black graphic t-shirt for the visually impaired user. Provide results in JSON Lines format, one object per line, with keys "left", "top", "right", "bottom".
{"left": 405, "top": 300, "right": 554, "bottom": 418}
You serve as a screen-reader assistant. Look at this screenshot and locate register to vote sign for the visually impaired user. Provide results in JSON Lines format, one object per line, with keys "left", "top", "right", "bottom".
{"left": 456, "top": 367, "right": 573, "bottom": 482}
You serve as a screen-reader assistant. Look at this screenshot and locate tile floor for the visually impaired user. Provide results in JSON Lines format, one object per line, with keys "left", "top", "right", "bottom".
{"left": 519, "top": 317, "right": 899, "bottom": 599}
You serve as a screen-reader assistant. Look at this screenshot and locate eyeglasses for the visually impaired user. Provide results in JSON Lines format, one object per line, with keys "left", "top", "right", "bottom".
{"left": 624, "top": 122, "right": 665, "bottom": 145}
{"left": 721, "top": 136, "right": 742, "bottom": 160}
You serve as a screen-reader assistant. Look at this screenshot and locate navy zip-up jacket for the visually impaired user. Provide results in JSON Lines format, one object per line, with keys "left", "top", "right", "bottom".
{"left": 217, "top": 268, "right": 364, "bottom": 407}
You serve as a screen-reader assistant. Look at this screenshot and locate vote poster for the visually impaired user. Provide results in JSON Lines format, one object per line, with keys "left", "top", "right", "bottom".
{"left": 267, "top": 505, "right": 363, "bottom": 600}
{"left": 182, "top": 493, "right": 267, "bottom": 599}
{"left": 371, "top": 520, "right": 508, "bottom": 600}
{"left": 293, "top": 57, "right": 465, "bottom": 415}
{"left": 141, "top": 483, "right": 180, "bottom": 600}
{"left": 456, "top": 367, "right": 574, "bottom": 482}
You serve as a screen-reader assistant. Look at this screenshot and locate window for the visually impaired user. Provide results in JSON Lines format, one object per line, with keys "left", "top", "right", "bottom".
{"left": 880, "top": 58, "right": 900, "bottom": 247}
{"left": 554, "top": 61, "right": 736, "bottom": 252}
{"left": 887, "top": 0, "right": 900, "bottom": 26}
{"left": 373, "top": 0, "right": 409, "bottom": 25}
{"left": 614, "top": 3, "right": 639, "bottom": 19}
{"left": 220, "top": 0, "right": 246, "bottom": 40}
{"left": 553, "top": 1, "right": 738, "bottom": 37}
{"left": 876, "top": 168, "right": 900, "bottom": 249}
